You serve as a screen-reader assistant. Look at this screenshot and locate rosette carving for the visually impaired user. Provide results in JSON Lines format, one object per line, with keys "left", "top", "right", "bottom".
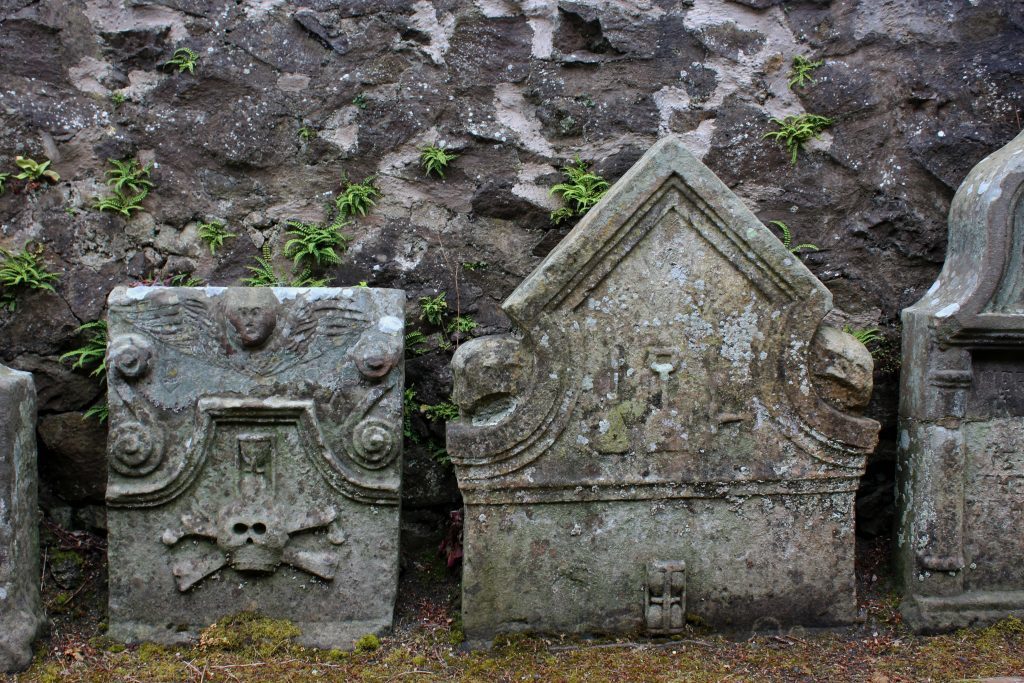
{"left": 351, "top": 418, "right": 398, "bottom": 470}
{"left": 109, "top": 334, "right": 153, "bottom": 380}
{"left": 109, "top": 420, "right": 163, "bottom": 477}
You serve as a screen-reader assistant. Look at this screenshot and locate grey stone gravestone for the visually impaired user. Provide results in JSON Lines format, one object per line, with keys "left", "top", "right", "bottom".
{"left": 447, "top": 137, "right": 880, "bottom": 641}
{"left": 897, "top": 130, "right": 1024, "bottom": 631}
{"left": 0, "top": 364, "right": 44, "bottom": 672}
{"left": 105, "top": 286, "right": 404, "bottom": 647}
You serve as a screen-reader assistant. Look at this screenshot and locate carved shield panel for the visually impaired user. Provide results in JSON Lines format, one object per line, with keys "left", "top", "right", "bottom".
{"left": 105, "top": 286, "right": 404, "bottom": 648}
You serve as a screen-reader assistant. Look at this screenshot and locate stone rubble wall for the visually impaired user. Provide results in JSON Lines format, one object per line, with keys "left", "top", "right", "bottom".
{"left": 0, "top": 0, "right": 1021, "bottom": 527}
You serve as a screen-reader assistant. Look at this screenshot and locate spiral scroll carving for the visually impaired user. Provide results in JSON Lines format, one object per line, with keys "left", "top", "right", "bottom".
{"left": 109, "top": 334, "right": 153, "bottom": 380}
{"left": 109, "top": 420, "right": 163, "bottom": 477}
{"left": 351, "top": 418, "right": 398, "bottom": 470}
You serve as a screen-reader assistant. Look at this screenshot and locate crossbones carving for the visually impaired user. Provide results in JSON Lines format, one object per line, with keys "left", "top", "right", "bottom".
{"left": 161, "top": 498, "right": 346, "bottom": 591}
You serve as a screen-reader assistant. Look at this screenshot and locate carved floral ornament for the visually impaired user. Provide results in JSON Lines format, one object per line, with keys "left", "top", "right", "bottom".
{"left": 107, "top": 335, "right": 163, "bottom": 477}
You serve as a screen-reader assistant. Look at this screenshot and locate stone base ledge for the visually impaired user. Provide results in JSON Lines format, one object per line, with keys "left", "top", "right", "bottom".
{"left": 108, "top": 617, "right": 392, "bottom": 650}
{"left": 902, "top": 590, "right": 1024, "bottom": 634}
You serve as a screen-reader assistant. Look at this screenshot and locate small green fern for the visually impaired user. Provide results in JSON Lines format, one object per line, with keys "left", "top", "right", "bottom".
{"left": 169, "top": 272, "right": 204, "bottom": 287}
{"left": 197, "top": 220, "right": 236, "bottom": 255}
{"left": 60, "top": 321, "right": 108, "bottom": 379}
{"left": 788, "top": 55, "right": 824, "bottom": 89}
{"left": 446, "top": 315, "right": 477, "bottom": 334}
{"left": 284, "top": 219, "right": 350, "bottom": 268}
{"left": 421, "top": 399, "right": 459, "bottom": 422}
{"left": 419, "top": 293, "right": 448, "bottom": 326}
{"left": 242, "top": 244, "right": 331, "bottom": 287}
{"left": 165, "top": 47, "right": 199, "bottom": 74}
{"left": 405, "top": 330, "right": 429, "bottom": 356}
{"left": 93, "top": 187, "right": 149, "bottom": 217}
{"left": 420, "top": 145, "right": 458, "bottom": 178}
{"left": 844, "top": 325, "right": 883, "bottom": 346}
{"left": 549, "top": 157, "right": 609, "bottom": 224}
{"left": 241, "top": 244, "right": 279, "bottom": 287}
{"left": 105, "top": 158, "right": 153, "bottom": 194}
{"left": 60, "top": 321, "right": 109, "bottom": 422}
{"left": 0, "top": 244, "right": 58, "bottom": 310}
{"left": 769, "top": 220, "right": 819, "bottom": 254}
{"left": 335, "top": 176, "right": 381, "bottom": 218}
{"left": 292, "top": 269, "right": 331, "bottom": 287}
{"left": 84, "top": 402, "right": 109, "bottom": 422}
{"left": 762, "top": 114, "right": 834, "bottom": 165}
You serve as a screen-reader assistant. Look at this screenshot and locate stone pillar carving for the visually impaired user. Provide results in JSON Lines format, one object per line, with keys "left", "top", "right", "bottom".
{"left": 0, "top": 364, "right": 45, "bottom": 672}
{"left": 898, "top": 130, "right": 1024, "bottom": 631}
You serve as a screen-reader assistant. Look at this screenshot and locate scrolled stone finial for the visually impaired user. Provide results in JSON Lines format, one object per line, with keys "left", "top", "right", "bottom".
{"left": 109, "top": 334, "right": 154, "bottom": 380}
{"left": 809, "top": 325, "right": 874, "bottom": 414}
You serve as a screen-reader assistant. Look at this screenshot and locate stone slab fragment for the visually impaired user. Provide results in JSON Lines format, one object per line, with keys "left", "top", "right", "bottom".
{"left": 105, "top": 286, "right": 404, "bottom": 648}
{"left": 0, "top": 364, "right": 44, "bottom": 672}
{"left": 448, "top": 136, "right": 879, "bottom": 641}
{"left": 897, "top": 130, "right": 1024, "bottom": 632}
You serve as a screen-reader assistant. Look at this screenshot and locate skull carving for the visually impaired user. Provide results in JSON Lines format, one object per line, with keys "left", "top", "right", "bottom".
{"left": 215, "top": 499, "right": 289, "bottom": 573}
{"left": 161, "top": 502, "right": 346, "bottom": 591}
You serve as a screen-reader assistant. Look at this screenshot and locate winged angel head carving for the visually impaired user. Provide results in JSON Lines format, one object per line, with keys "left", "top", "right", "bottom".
{"left": 109, "top": 286, "right": 400, "bottom": 379}
{"left": 225, "top": 288, "right": 279, "bottom": 348}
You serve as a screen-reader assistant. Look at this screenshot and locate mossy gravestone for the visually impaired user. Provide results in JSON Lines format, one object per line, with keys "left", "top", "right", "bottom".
{"left": 105, "top": 286, "right": 404, "bottom": 647}
{"left": 447, "top": 137, "right": 880, "bottom": 640}
{"left": 898, "top": 130, "right": 1024, "bottom": 631}
{"left": 0, "top": 365, "right": 44, "bottom": 672}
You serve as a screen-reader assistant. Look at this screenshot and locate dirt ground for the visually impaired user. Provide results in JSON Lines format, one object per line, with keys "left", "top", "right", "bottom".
{"left": 4, "top": 522, "right": 1023, "bottom": 683}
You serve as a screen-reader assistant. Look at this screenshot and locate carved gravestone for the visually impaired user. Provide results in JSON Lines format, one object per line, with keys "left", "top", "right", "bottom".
{"left": 897, "top": 130, "right": 1024, "bottom": 631}
{"left": 105, "top": 286, "right": 404, "bottom": 646}
{"left": 447, "top": 137, "right": 880, "bottom": 640}
{"left": 0, "top": 365, "right": 44, "bottom": 672}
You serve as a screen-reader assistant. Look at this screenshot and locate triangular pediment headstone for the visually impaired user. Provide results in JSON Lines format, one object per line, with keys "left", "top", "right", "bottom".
{"left": 450, "top": 136, "right": 877, "bottom": 487}
{"left": 447, "top": 136, "right": 879, "bottom": 641}
{"left": 504, "top": 137, "right": 827, "bottom": 323}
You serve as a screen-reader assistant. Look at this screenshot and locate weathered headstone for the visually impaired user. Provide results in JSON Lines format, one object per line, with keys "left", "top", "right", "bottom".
{"left": 447, "top": 137, "right": 880, "bottom": 640}
{"left": 0, "top": 364, "right": 44, "bottom": 672}
{"left": 897, "top": 130, "right": 1024, "bottom": 631}
{"left": 105, "top": 286, "right": 404, "bottom": 647}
